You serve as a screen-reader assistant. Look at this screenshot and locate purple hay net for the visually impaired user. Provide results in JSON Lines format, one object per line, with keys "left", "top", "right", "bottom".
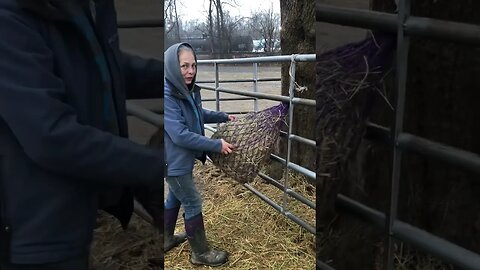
{"left": 316, "top": 33, "right": 396, "bottom": 184}
{"left": 317, "top": 32, "right": 396, "bottom": 104}
{"left": 209, "top": 102, "right": 289, "bottom": 183}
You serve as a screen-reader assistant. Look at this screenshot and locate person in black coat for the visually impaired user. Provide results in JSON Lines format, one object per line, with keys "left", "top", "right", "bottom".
{"left": 0, "top": 0, "right": 164, "bottom": 269}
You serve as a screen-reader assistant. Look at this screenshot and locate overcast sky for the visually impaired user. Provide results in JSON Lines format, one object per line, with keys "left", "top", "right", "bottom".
{"left": 176, "top": 0, "right": 280, "bottom": 22}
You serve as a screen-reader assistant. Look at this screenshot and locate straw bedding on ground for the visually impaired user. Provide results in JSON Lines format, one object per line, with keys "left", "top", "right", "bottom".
{"left": 90, "top": 211, "right": 163, "bottom": 270}
{"left": 164, "top": 161, "right": 315, "bottom": 269}
{"left": 91, "top": 161, "right": 315, "bottom": 270}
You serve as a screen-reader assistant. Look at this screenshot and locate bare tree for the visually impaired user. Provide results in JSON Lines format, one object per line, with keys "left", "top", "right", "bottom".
{"left": 165, "top": 0, "right": 181, "bottom": 44}
{"left": 250, "top": 6, "right": 280, "bottom": 53}
{"left": 207, "top": 0, "right": 215, "bottom": 53}
{"left": 205, "top": 0, "right": 239, "bottom": 56}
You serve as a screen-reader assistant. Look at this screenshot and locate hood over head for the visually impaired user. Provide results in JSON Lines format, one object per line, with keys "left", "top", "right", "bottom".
{"left": 164, "top": 42, "right": 198, "bottom": 99}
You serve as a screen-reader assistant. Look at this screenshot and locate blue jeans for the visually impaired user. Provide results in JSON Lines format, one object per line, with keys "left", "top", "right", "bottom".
{"left": 165, "top": 173, "right": 202, "bottom": 220}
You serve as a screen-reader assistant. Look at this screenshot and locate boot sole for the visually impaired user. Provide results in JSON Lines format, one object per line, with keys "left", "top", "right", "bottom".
{"left": 190, "top": 259, "right": 227, "bottom": 267}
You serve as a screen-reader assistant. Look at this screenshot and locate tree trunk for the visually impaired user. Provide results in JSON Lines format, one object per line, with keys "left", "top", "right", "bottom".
{"left": 208, "top": 0, "right": 215, "bottom": 54}
{"left": 276, "top": 0, "right": 315, "bottom": 177}
{"left": 317, "top": 0, "right": 480, "bottom": 269}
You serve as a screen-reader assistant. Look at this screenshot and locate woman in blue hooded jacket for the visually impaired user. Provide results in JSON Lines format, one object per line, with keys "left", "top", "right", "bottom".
{"left": 0, "top": 0, "right": 164, "bottom": 269}
{"left": 164, "top": 43, "right": 235, "bottom": 267}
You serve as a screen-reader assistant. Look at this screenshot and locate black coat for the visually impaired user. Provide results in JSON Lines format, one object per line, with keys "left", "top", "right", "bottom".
{"left": 0, "top": 0, "right": 163, "bottom": 264}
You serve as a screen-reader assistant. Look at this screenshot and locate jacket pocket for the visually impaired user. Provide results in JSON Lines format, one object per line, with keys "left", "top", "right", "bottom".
{"left": 0, "top": 156, "right": 11, "bottom": 263}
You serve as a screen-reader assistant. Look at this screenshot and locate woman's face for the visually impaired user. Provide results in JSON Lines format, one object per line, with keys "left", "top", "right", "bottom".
{"left": 179, "top": 50, "right": 196, "bottom": 85}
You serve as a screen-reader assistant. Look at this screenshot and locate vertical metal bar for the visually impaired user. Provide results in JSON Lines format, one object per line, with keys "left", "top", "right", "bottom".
{"left": 385, "top": 0, "right": 411, "bottom": 269}
{"left": 283, "top": 56, "right": 296, "bottom": 213}
{"left": 253, "top": 63, "right": 259, "bottom": 112}
{"left": 215, "top": 63, "right": 220, "bottom": 112}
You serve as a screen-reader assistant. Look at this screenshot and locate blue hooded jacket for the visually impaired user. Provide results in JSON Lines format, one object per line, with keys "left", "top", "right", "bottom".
{"left": 164, "top": 43, "right": 228, "bottom": 177}
{"left": 0, "top": 0, "right": 164, "bottom": 264}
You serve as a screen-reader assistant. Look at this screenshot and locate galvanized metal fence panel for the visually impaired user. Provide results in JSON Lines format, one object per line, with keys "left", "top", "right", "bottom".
{"left": 196, "top": 54, "right": 316, "bottom": 234}
{"left": 317, "top": 1, "right": 480, "bottom": 270}
{"left": 126, "top": 53, "right": 316, "bottom": 235}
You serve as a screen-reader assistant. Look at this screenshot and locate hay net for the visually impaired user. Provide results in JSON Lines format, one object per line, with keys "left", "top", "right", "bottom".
{"left": 316, "top": 32, "right": 396, "bottom": 184}
{"left": 209, "top": 102, "right": 289, "bottom": 183}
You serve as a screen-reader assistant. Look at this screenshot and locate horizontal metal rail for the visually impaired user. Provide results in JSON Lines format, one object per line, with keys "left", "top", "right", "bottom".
{"left": 317, "top": 259, "right": 336, "bottom": 270}
{"left": 243, "top": 182, "right": 315, "bottom": 234}
{"left": 397, "top": 133, "right": 480, "bottom": 176}
{"left": 198, "top": 54, "right": 316, "bottom": 64}
{"left": 366, "top": 123, "right": 480, "bottom": 176}
{"left": 365, "top": 121, "right": 391, "bottom": 144}
{"left": 316, "top": 4, "right": 480, "bottom": 46}
{"left": 126, "top": 103, "right": 163, "bottom": 127}
{"left": 117, "top": 19, "right": 164, "bottom": 28}
{"left": 270, "top": 154, "right": 316, "bottom": 182}
{"left": 198, "top": 54, "right": 316, "bottom": 236}
{"left": 204, "top": 125, "right": 316, "bottom": 180}
{"left": 336, "top": 194, "right": 480, "bottom": 270}
{"left": 199, "top": 85, "right": 316, "bottom": 107}
{"left": 336, "top": 194, "right": 385, "bottom": 228}
{"left": 202, "top": 97, "right": 254, "bottom": 102}
{"left": 206, "top": 125, "right": 315, "bottom": 147}
{"left": 316, "top": 4, "right": 397, "bottom": 32}
{"left": 222, "top": 111, "right": 252, "bottom": 115}
{"left": 133, "top": 200, "right": 154, "bottom": 225}
{"left": 202, "top": 155, "right": 315, "bottom": 234}
{"left": 280, "top": 132, "right": 316, "bottom": 148}
{"left": 196, "top": 78, "right": 281, "bottom": 84}
{"left": 258, "top": 172, "right": 315, "bottom": 209}
{"left": 204, "top": 124, "right": 216, "bottom": 133}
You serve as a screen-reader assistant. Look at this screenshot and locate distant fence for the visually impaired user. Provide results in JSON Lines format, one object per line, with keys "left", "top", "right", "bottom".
{"left": 317, "top": 1, "right": 480, "bottom": 270}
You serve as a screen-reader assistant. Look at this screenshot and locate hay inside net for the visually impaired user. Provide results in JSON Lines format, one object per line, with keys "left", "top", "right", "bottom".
{"left": 209, "top": 102, "right": 289, "bottom": 183}
{"left": 316, "top": 32, "right": 396, "bottom": 184}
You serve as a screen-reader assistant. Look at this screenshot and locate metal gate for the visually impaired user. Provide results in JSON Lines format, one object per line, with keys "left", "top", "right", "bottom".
{"left": 120, "top": 18, "right": 317, "bottom": 234}
{"left": 317, "top": 1, "right": 480, "bottom": 270}
{"left": 196, "top": 54, "right": 316, "bottom": 234}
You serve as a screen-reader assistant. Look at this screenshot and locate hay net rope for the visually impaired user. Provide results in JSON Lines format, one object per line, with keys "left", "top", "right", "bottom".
{"left": 209, "top": 102, "right": 289, "bottom": 183}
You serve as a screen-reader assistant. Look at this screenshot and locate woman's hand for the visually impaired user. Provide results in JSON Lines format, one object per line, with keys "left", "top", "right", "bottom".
{"left": 228, "top": 115, "right": 237, "bottom": 121}
{"left": 220, "top": 139, "right": 235, "bottom": 155}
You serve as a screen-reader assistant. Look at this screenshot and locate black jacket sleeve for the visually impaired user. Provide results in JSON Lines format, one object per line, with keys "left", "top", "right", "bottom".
{"left": 122, "top": 52, "right": 164, "bottom": 99}
{"left": 0, "top": 6, "right": 163, "bottom": 187}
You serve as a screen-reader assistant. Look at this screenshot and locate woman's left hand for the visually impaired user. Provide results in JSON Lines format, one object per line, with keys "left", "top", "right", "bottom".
{"left": 228, "top": 115, "right": 237, "bottom": 121}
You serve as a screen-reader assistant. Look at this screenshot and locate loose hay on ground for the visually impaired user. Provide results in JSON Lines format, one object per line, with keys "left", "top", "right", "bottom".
{"left": 164, "top": 161, "right": 315, "bottom": 270}
{"left": 91, "top": 211, "right": 163, "bottom": 270}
